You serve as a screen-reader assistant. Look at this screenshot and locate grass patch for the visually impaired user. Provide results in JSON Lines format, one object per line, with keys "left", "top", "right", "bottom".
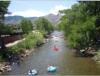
{"left": 9, "top": 31, "right": 44, "bottom": 54}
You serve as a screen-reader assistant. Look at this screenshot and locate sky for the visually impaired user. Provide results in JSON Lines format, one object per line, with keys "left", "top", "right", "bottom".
{"left": 5, "top": 0, "right": 78, "bottom": 17}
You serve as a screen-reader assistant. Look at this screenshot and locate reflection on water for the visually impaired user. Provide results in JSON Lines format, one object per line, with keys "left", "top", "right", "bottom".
{"left": 4, "top": 31, "right": 100, "bottom": 75}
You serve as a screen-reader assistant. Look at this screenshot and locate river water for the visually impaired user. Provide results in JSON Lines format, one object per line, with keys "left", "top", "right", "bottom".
{"left": 4, "top": 31, "right": 100, "bottom": 75}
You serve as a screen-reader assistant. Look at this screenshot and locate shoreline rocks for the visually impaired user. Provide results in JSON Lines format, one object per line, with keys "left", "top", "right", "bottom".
{"left": 0, "top": 37, "right": 50, "bottom": 74}
{"left": 92, "top": 52, "right": 100, "bottom": 62}
{"left": 0, "top": 48, "right": 34, "bottom": 74}
{"left": 0, "top": 62, "right": 12, "bottom": 74}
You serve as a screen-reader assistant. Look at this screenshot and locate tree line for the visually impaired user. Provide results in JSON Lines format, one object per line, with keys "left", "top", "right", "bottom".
{"left": 0, "top": 1, "right": 54, "bottom": 61}
{"left": 58, "top": 1, "right": 100, "bottom": 56}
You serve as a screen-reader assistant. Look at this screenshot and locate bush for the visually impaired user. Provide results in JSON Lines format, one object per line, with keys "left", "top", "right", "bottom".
{"left": 10, "top": 45, "right": 20, "bottom": 53}
{"left": 96, "top": 51, "right": 100, "bottom": 61}
{"left": 0, "top": 54, "right": 3, "bottom": 61}
{"left": 9, "top": 31, "right": 44, "bottom": 53}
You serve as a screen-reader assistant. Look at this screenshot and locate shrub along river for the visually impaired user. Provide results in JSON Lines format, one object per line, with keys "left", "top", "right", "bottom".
{"left": 3, "top": 31, "right": 100, "bottom": 75}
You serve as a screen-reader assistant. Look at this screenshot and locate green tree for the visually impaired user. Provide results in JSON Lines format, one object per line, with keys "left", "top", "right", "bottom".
{"left": 0, "top": 1, "right": 10, "bottom": 60}
{"left": 0, "top": 1, "right": 10, "bottom": 49}
{"left": 34, "top": 17, "right": 54, "bottom": 36}
{"left": 0, "top": 1, "right": 10, "bottom": 23}
{"left": 59, "top": 1, "right": 100, "bottom": 55}
{"left": 20, "top": 19, "right": 33, "bottom": 34}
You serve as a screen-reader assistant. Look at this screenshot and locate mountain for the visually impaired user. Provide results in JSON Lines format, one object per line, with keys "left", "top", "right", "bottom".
{"left": 5, "top": 16, "right": 24, "bottom": 24}
{"left": 4, "top": 14, "right": 61, "bottom": 25}
{"left": 5, "top": 16, "right": 37, "bottom": 24}
{"left": 44, "top": 14, "right": 61, "bottom": 25}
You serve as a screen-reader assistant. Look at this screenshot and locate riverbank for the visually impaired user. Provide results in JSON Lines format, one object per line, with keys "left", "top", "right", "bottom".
{"left": 92, "top": 51, "right": 100, "bottom": 63}
{"left": 0, "top": 47, "right": 36, "bottom": 74}
{"left": 0, "top": 62, "right": 11, "bottom": 74}
{"left": 0, "top": 33, "right": 47, "bottom": 74}
{"left": 0, "top": 39, "right": 47, "bottom": 74}
{"left": 4, "top": 31, "right": 100, "bottom": 75}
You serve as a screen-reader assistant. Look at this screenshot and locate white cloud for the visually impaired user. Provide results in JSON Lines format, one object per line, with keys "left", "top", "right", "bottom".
{"left": 5, "top": 9, "right": 48, "bottom": 17}
{"left": 49, "top": 5, "right": 67, "bottom": 15}
{"left": 5, "top": 5, "right": 67, "bottom": 17}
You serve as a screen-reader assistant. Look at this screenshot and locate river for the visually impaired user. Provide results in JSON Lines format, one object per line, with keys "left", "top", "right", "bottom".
{"left": 4, "top": 31, "right": 100, "bottom": 75}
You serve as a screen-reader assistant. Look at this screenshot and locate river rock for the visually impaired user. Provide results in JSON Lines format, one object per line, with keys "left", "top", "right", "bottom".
{"left": 80, "top": 49, "right": 85, "bottom": 53}
{"left": 5, "top": 65, "right": 12, "bottom": 72}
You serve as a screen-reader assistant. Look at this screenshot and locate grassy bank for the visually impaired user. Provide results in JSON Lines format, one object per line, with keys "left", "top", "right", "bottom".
{"left": 9, "top": 31, "right": 44, "bottom": 54}
{"left": 8, "top": 31, "right": 44, "bottom": 63}
{"left": 0, "top": 31, "right": 45, "bottom": 74}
